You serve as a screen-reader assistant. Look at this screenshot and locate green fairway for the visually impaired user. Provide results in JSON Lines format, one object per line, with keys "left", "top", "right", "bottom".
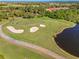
{"left": 2, "top": 17, "right": 78, "bottom": 59}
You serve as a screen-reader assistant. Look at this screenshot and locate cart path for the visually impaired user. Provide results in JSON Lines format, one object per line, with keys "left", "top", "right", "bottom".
{"left": 0, "top": 25, "right": 66, "bottom": 59}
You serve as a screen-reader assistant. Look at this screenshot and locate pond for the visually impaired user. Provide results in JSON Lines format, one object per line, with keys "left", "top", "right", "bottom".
{"left": 55, "top": 24, "right": 79, "bottom": 57}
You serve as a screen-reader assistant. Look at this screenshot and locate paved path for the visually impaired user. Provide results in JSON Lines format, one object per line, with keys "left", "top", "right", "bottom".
{"left": 0, "top": 25, "right": 66, "bottom": 59}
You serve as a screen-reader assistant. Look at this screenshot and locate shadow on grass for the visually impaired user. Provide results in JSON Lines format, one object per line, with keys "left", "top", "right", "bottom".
{"left": 55, "top": 24, "right": 79, "bottom": 57}
{"left": 0, "top": 55, "right": 4, "bottom": 59}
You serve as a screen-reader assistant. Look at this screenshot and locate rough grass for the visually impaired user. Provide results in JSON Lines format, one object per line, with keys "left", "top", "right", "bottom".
{"left": 0, "top": 38, "right": 50, "bottom": 59}
{"left": 3, "top": 17, "right": 78, "bottom": 59}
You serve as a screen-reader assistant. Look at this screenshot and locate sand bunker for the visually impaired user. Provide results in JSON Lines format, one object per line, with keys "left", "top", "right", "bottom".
{"left": 30, "top": 27, "right": 39, "bottom": 33}
{"left": 7, "top": 26, "right": 24, "bottom": 33}
{"left": 40, "top": 24, "right": 46, "bottom": 27}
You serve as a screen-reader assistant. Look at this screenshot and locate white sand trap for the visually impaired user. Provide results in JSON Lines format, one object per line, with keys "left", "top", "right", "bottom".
{"left": 30, "top": 27, "right": 39, "bottom": 33}
{"left": 7, "top": 26, "right": 24, "bottom": 33}
{"left": 40, "top": 24, "right": 46, "bottom": 27}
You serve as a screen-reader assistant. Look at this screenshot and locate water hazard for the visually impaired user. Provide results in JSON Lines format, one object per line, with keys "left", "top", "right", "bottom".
{"left": 55, "top": 24, "right": 79, "bottom": 57}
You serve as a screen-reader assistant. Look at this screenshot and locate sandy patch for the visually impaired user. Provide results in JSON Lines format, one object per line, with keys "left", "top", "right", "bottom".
{"left": 40, "top": 24, "right": 46, "bottom": 27}
{"left": 7, "top": 26, "right": 24, "bottom": 33}
{"left": 30, "top": 27, "right": 39, "bottom": 33}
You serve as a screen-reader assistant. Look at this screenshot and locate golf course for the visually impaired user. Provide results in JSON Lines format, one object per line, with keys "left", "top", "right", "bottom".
{"left": 0, "top": 2, "right": 79, "bottom": 59}
{"left": 0, "top": 17, "right": 78, "bottom": 59}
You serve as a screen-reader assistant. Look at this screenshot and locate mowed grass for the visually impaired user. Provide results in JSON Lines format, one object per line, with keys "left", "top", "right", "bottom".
{"left": 0, "top": 38, "right": 50, "bottom": 59}
{"left": 3, "top": 17, "right": 78, "bottom": 59}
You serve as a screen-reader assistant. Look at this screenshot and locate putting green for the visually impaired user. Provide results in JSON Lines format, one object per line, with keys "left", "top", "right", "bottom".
{"left": 3, "top": 17, "right": 78, "bottom": 59}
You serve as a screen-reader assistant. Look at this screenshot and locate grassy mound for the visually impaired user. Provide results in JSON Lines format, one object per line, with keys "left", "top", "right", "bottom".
{"left": 2, "top": 17, "right": 78, "bottom": 59}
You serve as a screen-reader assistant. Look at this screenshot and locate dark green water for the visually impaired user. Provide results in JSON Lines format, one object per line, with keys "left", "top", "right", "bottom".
{"left": 55, "top": 24, "right": 79, "bottom": 57}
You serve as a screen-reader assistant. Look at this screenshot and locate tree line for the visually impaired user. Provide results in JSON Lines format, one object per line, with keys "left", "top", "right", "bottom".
{"left": 0, "top": 2, "right": 79, "bottom": 23}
